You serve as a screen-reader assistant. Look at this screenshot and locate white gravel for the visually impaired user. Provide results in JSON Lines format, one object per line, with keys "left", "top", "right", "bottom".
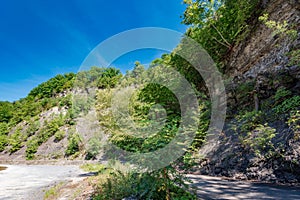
{"left": 0, "top": 165, "right": 83, "bottom": 200}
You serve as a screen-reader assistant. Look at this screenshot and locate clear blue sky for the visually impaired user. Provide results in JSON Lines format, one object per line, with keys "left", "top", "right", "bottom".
{"left": 0, "top": 0, "right": 187, "bottom": 102}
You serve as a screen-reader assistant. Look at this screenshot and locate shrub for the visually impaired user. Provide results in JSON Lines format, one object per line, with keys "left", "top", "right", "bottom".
{"left": 65, "top": 133, "right": 82, "bottom": 157}
{"left": 0, "top": 122, "right": 9, "bottom": 135}
{"left": 25, "top": 138, "right": 39, "bottom": 160}
{"left": 37, "top": 116, "right": 64, "bottom": 144}
{"left": 92, "top": 170, "right": 196, "bottom": 200}
{"left": 26, "top": 120, "right": 40, "bottom": 137}
{"left": 54, "top": 130, "right": 65, "bottom": 142}
{"left": 0, "top": 134, "right": 8, "bottom": 152}
{"left": 287, "top": 49, "right": 300, "bottom": 67}
{"left": 44, "top": 182, "right": 65, "bottom": 199}
{"left": 288, "top": 111, "right": 300, "bottom": 140}
{"left": 9, "top": 129, "right": 24, "bottom": 153}
{"left": 85, "top": 137, "right": 102, "bottom": 160}
{"left": 273, "top": 96, "right": 300, "bottom": 114}
{"left": 274, "top": 88, "right": 292, "bottom": 103}
{"left": 236, "top": 111, "right": 264, "bottom": 133}
{"left": 242, "top": 124, "right": 276, "bottom": 156}
{"left": 259, "top": 13, "right": 297, "bottom": 39}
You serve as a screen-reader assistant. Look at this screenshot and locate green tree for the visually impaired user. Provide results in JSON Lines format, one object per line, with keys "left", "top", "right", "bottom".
{"left": 97, "top": 67, "right": 122, "bottom": 89}
{"left": 0, "top": 101, "right": 13, "bottom": 123}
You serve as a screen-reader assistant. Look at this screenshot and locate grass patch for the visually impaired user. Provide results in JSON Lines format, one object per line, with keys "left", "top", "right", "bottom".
{"left": 80, "top": 163, "right": 106, "bottom": 173}
{"left": 44, "top": 181, "right": 65, "bottom": 199}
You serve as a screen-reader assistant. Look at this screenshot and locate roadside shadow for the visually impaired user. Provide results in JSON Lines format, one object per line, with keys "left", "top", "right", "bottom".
{"left": 188, "top": 175, "right": 300, "bottom": 200}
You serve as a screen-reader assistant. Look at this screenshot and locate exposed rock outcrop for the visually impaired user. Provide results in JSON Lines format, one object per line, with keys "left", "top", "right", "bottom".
{"left": 196, "top": 0, "right": 300, "bottom": 185}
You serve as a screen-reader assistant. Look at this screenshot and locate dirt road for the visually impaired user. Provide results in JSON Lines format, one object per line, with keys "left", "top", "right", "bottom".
{"left": 188, "top": 174, "right": 300, "bottom": 199}
{"left": 1, "top": 165, "right": 300, "bottom": 200}
{"left": 0, "top": 165, "right": 84, "bottom": 200}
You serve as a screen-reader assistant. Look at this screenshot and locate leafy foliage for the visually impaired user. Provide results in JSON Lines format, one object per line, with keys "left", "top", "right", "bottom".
{"left": 9, "top": 128, "right": 24, "bottom": 153}
{"left": 29, "top": 73, "right": 75, "bottom": 99}
{"left": 273, "top": 96, "right": 300, "bottom": 114}
{"left": 76, "top": 66, "right": 122, "bottom": 89}
{"left": 0, "top": 101, "right": 13, "bottom": 123}
{"left": 287, "top": 49, "right": 300, "bottom": 67}
{"left": 288, "top": 111, "right": 300, "bottom": 140}
{"left": 0, "top": 124, "right": 8, "bottom": 152}
{"left": 242, "top": 124, "right": 276, "bottom": 156}
{"left": 25, "top": 115, "right": 65, "bottom": 159}
{"left": 93, "top": 169, "right": 196, "bottom": 200}
{"left": 182, "top": 0, "right": 262, "bottom": 69}
{"left": 97, "top": 67, "right": 122, "bottom": 89}
{"left": 274, "top": 88, "right": 292, "bottom": 103}
{"left": 65, "top": 132, "right": 82, "bottom": 157}
{"left": 54, "top": 130, "right": 66, "bottom": 142}
{"left": 85, "top": 137, "right": 102, "bottom": 160}
{"left": 259, "top": 13, "right": 297, "bottom": 39}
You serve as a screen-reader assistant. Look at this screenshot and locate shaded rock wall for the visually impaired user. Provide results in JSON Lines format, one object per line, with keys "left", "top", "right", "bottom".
{"left": 196, "top": 0, "right": 300, "bottom": 185}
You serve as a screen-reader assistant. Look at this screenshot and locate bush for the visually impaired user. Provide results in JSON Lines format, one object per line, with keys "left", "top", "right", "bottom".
{"left": 9, "top": 129, "right": 24, "bottom": 153}
{"left": 54, "top": 130, "right": 65, "bottom": 142}
{"left": 242, "top": 124, "right": 276, "bottom": 156}
{"left": 274, "top": 96, "right": 300, "bottom": 114}
{"left": 274, "top": 88, "right": 292, "bottom": 103}
{"left": 0, "top": 134, "right": 8, "bottom": 152}
{"left": 235, "top": 111, "right": 264, "bottom": 133}
{"left": 25, "top": 138, "right": 39, "bottom": 160}
{"left": 85, "top": 137, "right": 101, "bottom": 160}
{"left": 37, "top": 116, "right": 64, "bottom": 144}
{"left": 0, "top": 122, "right": 9, "bottom": 135}
{"left": 65, "top": 133, "right": 82, "bottom": 157}
{"left": 287, "top": 49, "right": 300, "bottom": 67}
{"left": 288, "top": 111, "right": 300, "bottom": 140}
{"left": 26, "top": 120, "right": 40, "bottom": 137}
{"left": 92, "top": 170, "right": 196, "bottom": 200}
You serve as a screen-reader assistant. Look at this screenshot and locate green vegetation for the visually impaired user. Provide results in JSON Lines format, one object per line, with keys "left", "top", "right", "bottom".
{"left": 0, "top": 135, "right": 8, "bottom": 152}
{"left": 288, "top": 111, "right": 300, "bottom": 140}
{"left": 274, "top": 88, "right": 292, "bottom": 103}
{"left": 54, "top": 130, "right": 66, "bottom": 142}
{"left": 65, "top": 132, "right": 82, "bottom": 157}
{"left": 0, "top": 123, "right": 9, "bottom": 152}
{"left": 230, "top": 110, "right": 278, "bottom": 157}
{"left": 80, "top": 163, "right": 106, "bottom": 173}
{"left": 273, "top": 96, "right": 300, "bottom": 114}
{"left": 0, "top": 101, "right": 13, "bottom": 123}
{"left": 85, "top": 137, "right": 102, "bottom": 160}
{"left": 259, "top": 13, "right": 297, "bottom": 39}
{"left": 75, "top": 66, "right": 122, "bottom": 88}
{"left": 25, "top": 139, "right": 39, "bottom": 160}
{"left": 25, "top": 115, "right": 66, "bottom": 159}
{"left": 0, "top": 0, "right": 299, "bottom": 198}
{"left": 182, "top": 0, "right": 261, "bottom": 70}
{"left": 29, "top": 73, "right": 75, "bottom": 99}
{"left": 9, "top": 128, "right": 25, "bottom": 153}
{"left": 92, "top": 169, "right": 196, "bottom": 200}
{"left": 44, "top": 181, "right": 65, "bottom": 199}
{"left": 242, "top": 124, "right": 276, "bottom": 156}
{"left": 287, "top": 49, "right": 300, "bottom": 67}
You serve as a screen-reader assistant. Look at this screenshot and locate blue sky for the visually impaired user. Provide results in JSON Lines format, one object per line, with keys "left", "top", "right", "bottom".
{"left": 0, "top": 0, "right": 187, "bottom": 102}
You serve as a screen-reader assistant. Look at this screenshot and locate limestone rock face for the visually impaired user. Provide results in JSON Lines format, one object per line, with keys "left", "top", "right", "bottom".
{"left": 226, "top": 0, "right": 300, "bottom": 79}
{"left": 196, "top": 0, "right": 300, "bottom": 185}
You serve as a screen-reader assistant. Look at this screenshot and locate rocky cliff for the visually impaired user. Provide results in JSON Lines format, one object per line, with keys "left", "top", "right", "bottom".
{"left": 195, "top": 0, "right": 300, "bottom": 185}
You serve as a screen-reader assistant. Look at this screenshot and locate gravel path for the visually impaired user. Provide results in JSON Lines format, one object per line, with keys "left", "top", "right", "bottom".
{"left": 188, "top": 174, "right": 300, "bottom": 200}
{"left": 1, "top": 165, "right": 300, "bottom": 200}
{"left": 0, "top": 165, "right": 84, "bottom": 200}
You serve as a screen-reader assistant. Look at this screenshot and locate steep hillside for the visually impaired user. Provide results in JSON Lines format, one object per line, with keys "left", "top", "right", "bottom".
{"left": 0, "top": 67, "right": 121, "bottom": 162}
{"left": 0, "top": 1, "right": 299, "bottom": 199}
{"left": 193, "top": 0, "right": 300, "bottom": 185}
